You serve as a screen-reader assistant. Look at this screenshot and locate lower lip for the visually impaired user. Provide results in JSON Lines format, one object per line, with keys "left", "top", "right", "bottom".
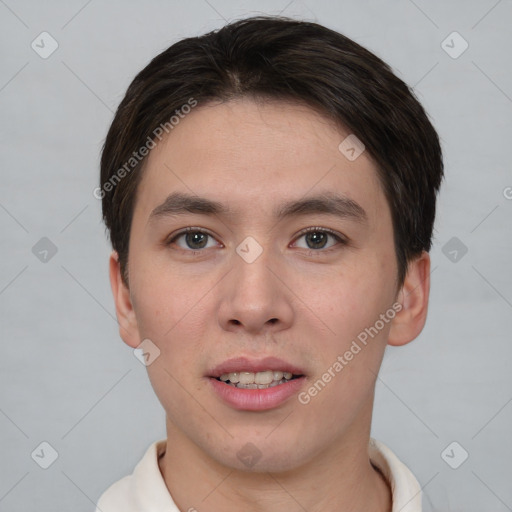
{"left": 208, "top": 376, "right": 306, "bottom": 411}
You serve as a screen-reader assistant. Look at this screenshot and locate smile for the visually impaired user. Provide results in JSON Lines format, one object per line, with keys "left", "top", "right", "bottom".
{"left": 217, "top": 370, "right": 302, "bottom": 389}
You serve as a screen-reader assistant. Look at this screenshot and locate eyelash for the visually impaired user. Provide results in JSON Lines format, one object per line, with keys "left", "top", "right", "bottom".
{"left": 164, "top": 226, "right": 347, "bottom": 253}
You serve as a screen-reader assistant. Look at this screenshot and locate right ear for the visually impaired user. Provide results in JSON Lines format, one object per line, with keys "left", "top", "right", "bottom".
{"left": 109, "top": 250, "right": 141, "bottom": 348}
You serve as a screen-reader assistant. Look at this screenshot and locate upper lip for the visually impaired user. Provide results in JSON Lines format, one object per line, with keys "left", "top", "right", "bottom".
{"left": 208, "top": 356, "right": 306, "bottom": 378}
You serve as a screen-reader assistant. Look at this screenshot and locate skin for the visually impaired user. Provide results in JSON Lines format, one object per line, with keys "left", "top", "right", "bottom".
{"left": 109, "top": 97, "right": 430, "bottom": 512}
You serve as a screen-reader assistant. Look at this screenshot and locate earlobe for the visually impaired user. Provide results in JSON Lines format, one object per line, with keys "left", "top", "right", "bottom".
{"left": 387, "top": 251, "right": 431, "bottom": 347}
{"left": 109, "top": 251, "right": 141, "bottom": 348}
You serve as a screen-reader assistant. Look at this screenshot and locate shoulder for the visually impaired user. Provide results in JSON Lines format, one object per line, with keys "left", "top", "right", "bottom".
{"left": 95, "top": 474, "right": 135, "bottom": 512}
{"left": 94, "top": 439, "right": 169, "bottom": 512}
{"left": 369, "top": 438, "right": 423, "bottom": 512}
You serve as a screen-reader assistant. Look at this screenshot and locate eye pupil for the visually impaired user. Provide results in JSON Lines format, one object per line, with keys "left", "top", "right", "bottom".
{"left": 186, "top": 232, "right": 208, "bottom": 249}
{"left": 306, "top": 231, "right": 327, "bottom": 249}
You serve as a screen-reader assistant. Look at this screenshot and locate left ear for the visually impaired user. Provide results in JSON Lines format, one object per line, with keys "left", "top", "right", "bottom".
{"left": 388, "top": 251, "right": 431, "bottom": 347}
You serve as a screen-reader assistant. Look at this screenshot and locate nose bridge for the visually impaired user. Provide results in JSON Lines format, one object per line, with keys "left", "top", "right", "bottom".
{"left": 217, "top": 235, "right": 293, "bottom": 332}
{"left": 232, "top": 235, "right": 276, "bottom": 297}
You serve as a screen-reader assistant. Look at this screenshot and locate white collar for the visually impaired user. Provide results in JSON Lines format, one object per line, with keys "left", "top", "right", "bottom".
{"left": 369, "top": 438, "right": 423, "bottom": 512}
{"left": 96, "top": 437, "right": 423, "bottom": 511}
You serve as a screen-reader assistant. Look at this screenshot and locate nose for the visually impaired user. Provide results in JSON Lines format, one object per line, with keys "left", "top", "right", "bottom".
{"left": 216, "top": 243, "right": 294, "bottom": 335}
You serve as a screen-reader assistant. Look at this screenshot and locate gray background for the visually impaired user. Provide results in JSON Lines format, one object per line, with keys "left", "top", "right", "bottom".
{"left": 1, "top": 0, "right": 511, "bottom": 510}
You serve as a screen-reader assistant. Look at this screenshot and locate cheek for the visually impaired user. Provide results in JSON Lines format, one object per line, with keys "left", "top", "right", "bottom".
{"left": 138, "top": 276, "right": 210, "bottom": 410}
{"left": 132, "top": 259, "right": 201, "bottom": 329}
{"left": 322, "top": 257, "right": 392, "bottom": 336}
{"left": 131, "top": 269, "right": 211, "bottom": 373}
{"left": 305, "top": 278, "right": 392, "bottom": 413}
{"left": 306, "top": 259, "right": 394, "bottom": 401}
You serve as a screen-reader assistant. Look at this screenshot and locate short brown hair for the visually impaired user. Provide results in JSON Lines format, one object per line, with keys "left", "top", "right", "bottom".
{"left": 100, "top": 15, "right": 444, "bottom": 290}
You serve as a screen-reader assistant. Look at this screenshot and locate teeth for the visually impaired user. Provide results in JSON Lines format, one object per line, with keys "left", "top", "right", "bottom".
{"left": 220, "top": 372, "right": 239, "bottom": 383}
{"left": 218, "top": 370, "right": 297, "bottom": 385}
{"left": 255, "top": 371, "right": 274, "bottom": 385}
{"left": 238, "top": 372, "right": 254, "bottom": 385}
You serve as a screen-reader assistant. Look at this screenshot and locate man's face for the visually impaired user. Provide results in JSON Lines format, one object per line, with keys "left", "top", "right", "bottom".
{"left": 116, "top": 98, "right": 402, "bottom": 471}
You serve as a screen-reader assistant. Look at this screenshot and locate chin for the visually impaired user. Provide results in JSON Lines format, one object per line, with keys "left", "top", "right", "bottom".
{"left": 215, "top": 440, "right": 310, "bottom": 474}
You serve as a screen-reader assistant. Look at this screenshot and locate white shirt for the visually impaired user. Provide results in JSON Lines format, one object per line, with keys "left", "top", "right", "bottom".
{"left": 95, "top": 437, "right": 423, "bottom": 512}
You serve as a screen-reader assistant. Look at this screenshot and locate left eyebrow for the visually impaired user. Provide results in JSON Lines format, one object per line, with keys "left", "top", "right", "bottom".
{"left": 148, "top": 191, "right": 368, "bottom": 225}
{"left": 275, "top": 192, "right": 368, "bottom": 225}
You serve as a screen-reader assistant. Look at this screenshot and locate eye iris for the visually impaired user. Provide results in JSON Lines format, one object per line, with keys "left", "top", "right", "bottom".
{"left": 186, "top": 232, "right": 208, "bottom": 249}
{"left": 306, "top": 231, "right": 328, "bottom": 249}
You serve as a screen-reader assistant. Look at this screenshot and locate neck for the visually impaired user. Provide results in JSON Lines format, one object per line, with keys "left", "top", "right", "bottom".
{"left": 158, "top": 406, "right": 391, "bottom": 512}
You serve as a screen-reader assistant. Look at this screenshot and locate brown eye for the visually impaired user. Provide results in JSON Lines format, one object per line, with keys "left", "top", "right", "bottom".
{"left": 293, "top": 227, "right": 347, "bottom": 251}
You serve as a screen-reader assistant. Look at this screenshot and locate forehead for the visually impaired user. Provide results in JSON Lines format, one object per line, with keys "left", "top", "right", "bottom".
{"left": 134, "top": 98, "right": 389, "bottom": 228}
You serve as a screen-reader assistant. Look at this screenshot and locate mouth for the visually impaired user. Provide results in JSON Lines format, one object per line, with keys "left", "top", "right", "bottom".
{"left": 214, "top": 370, "right": 304, "bottom": 390}
{"left": 208, "top": 356, "right": 306, "bottom": 384}
{"left": 206, "top": 356, "right": 307, "bottom": 410}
